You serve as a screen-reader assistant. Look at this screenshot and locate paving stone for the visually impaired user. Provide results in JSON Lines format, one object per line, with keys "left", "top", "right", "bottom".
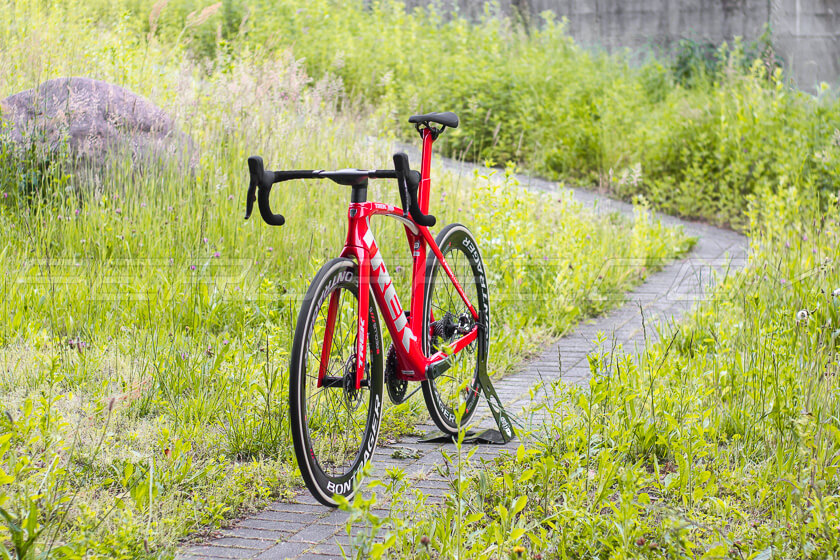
{"left": 330, "top": 533, "right": 352, "bottom": 547}
{"left": 183, "top": 545, "right": 259, "bottom": 559}
{"left": 204, "top": 537, "right": 272, "bottom": 550}
{"left": 265, "top": 503, "right": 327, "bottom": 514}
{"left": 287, "top": 522, "right": 340, "bottom": 544}
{"left": 238, "top": 518, "right": 305, "bottom": 533}
{"left": 314, "top": 509, "right": 351, "bottom": 526}
{"left": 253, "top": 504, "right": 326, "bottom": 525}
{"left": 292, "top": 493, "right": 323, "bottom": 507}
{"left": 252, "top": 510, "right": 320, "bottom": 524}
{"left": 306, "top": 543, "right": 345, "bottom": 557}
{"left": 255, "top": 541, "right": 311, "bottom": 560}
{"left": 223, "top": 527, "right": 290, "bottom": 543}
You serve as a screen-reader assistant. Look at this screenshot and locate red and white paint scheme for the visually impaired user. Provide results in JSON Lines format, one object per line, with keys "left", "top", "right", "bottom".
{"left": 313, "top": 128, "right": 480, "bottom": 391}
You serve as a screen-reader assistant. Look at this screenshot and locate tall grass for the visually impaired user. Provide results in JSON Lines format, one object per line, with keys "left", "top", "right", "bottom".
{"left": 372, "top": 190, "right": 840, "bottom": 558}
{"left": 0, "top": 2, "right": 688, "bottom": 557}
{"left": 34, "top": 0, "right": 840, "bottom": 228}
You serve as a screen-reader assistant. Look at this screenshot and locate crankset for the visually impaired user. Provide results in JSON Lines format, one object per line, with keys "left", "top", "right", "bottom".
{"left": 384, "top": 344, "right": 409, "bottom": 404}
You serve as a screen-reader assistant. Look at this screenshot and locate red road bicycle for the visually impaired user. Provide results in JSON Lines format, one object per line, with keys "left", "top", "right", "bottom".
{"left": 245, "top": 112, "right": 513, "bottom": 506}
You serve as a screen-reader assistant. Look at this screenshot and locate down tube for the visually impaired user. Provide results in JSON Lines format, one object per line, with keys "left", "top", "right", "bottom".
{"left": 360, "top": 226, "right": 429, "bottom": 379}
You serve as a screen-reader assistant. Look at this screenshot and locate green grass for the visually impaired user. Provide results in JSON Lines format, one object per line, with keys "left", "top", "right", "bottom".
{"left": 0, "top": 2, "right": 688, "bottom": 557}
{"left": 363, "top": 191, "right": 840, "bottom": 559}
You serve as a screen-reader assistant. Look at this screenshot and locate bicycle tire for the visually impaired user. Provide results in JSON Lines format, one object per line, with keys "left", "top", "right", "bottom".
{"left": 289, "top": 257, "right": 384, "bottom": 506}
{"left": 421, "top": 224, "right": 489, "bottom": 434}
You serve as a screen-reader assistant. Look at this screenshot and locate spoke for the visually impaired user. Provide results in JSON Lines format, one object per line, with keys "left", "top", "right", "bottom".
{"left": 427, "top": 245, "right": 482, "bottom": 424}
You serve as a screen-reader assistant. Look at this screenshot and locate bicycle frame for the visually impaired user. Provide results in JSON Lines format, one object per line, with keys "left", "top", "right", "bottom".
{"left": 316, "top": 129, "right": 480, "bottom": 390}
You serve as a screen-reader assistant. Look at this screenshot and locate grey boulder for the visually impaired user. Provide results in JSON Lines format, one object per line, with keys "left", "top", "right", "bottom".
{"left": 0, "top": 76, "right": 190, "bottom": 168}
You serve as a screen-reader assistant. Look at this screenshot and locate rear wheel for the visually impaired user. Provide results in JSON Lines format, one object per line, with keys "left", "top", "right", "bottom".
{"left": 289, "top": 258, "right": 384, "bottom": 506}
{"left": 421, "top": 224, "right": 489, "bottom": 435}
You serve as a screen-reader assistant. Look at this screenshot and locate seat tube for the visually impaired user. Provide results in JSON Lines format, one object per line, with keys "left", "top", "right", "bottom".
{"left": 407, "top": 128, "right": 435, "bottom": 349}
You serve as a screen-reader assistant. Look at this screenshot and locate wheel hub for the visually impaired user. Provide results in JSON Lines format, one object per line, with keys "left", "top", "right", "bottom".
{"left": 431, "top": 312, "right": 475, "bottom": 351}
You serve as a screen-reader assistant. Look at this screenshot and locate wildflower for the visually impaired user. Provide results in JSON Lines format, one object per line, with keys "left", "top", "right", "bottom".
{"left": 513, "top": 545, "right": 526, "bottom": 556}
{"left": 833, "top": 288, "right": 840, "bottom": 297}
{"left": 785, "top": 240, "right": 791, "bottom": 249}
{"left": 228, "top": 194, "right": 234, "bottom": 200}
{"left": 796, "top": 309, "right": 809, "bottom": 323}
{"left": 115, "top": 208, "right": 122, "bottom": 214}
{"left": 420, "top": 535, "right": 430, "bottom": 547}
{"left": 803, "top": 234, "right": 808, "bottom": 242}
{"left": 213, "top": 251, "right": 220, "bottom": 258}
{"left": 141, "top": 202, "right": 147, "bottom": 208}
{"left": 635, "top": 537, "right": 646, "bottom": 546}
{"left": 75, "top": 208, "right": 80, "bottom": 215}
{"left": 267, "top": 247, "right": 273, "bottom": 252}
{"left": 202, "top": 237, "right": 208, "bottom": 243}
{"left": 2, "top": 192, "right": 6, "bottom": 198}
{"left": 190, "top": 265, "right": 196, "bottom": 271}
{"left": 57, "top": 215, "right": 62, "bottom": 220}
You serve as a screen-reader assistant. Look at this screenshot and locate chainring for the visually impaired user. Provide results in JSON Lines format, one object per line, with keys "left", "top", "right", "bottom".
{"left": 384, "top": 343, "right": 409, "bottom": 405}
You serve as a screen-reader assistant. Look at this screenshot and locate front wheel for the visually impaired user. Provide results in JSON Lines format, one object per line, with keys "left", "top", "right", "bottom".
{"left": 421, "top": 224, "right": 490, "bottom": 435}
{"left": 289, "top": 258, "right": 384, "bottom": 507}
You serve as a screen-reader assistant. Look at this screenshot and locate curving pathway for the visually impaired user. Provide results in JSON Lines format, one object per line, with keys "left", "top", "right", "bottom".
{"left": 179, "top": 149, "right": 748, "bottom": 560}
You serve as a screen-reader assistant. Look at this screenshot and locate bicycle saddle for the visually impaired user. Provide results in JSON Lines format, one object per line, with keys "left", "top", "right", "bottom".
{"left": 408, "top": 111, "right": 459, "bottom": 129}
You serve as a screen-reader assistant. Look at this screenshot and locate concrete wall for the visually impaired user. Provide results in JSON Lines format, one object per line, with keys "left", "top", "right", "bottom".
{"left": 401, "top": 0, "right": 840, "bottom": 89}
{"left": 772, "top": 0, "right": 840, "bottom": 89}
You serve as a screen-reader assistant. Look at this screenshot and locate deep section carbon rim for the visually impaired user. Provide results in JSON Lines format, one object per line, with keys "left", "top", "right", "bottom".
{"left": 290, "top": 259, "right": 383, "bottom": 505}
{"left": 422, "top": 225, "right": 488, "bottom": 433}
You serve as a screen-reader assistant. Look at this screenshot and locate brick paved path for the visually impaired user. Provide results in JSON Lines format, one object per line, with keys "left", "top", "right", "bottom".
{"left": 180, "top": 152, "right": 748, "bottom": 560}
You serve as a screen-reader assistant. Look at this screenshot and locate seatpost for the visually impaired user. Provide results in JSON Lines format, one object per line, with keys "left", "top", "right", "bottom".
{"left": 419, "top": 128, "right": 434, "bottom": 215}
